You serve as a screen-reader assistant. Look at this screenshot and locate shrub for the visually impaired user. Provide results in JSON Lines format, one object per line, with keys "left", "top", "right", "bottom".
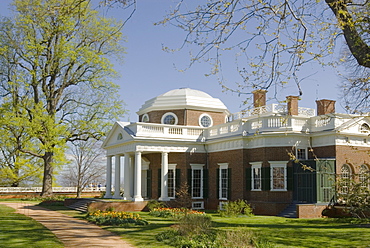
{"left": 177, "top": 213, "right": 212, "bottom": 236}
{"left": 146, "top": 200, "right": 166, "bottom": 211}
{"left": 219, "top": 199, "right": 254, "bottom": 217}
{"left": 85, "top": 210, "right": 148, "bottom": 226}
{"left": 149, "top": 207, "right": 205, "bottom": 219}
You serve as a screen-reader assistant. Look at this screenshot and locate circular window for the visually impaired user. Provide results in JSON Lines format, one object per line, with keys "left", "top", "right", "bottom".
{"left": 161, "top": 112, "right": 178, "bottom": 125}
{"left": 142, "top": 114, "right": 149, "bottom": 123}
{"left": 199, "top": 114, "right": 213, "bottom": 127}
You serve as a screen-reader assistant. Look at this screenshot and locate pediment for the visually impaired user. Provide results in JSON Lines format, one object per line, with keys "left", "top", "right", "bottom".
{"left": 336, "top": 116, "right": 370, "bottom": 134}
{"left": 102, "top": 122, "right": 134, "bottom": 148}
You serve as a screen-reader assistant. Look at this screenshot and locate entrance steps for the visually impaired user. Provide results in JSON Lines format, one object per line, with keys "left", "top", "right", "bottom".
{"left": 66, "top": 198, "right": 99, "bottom": 212}
{"left": 278, "top": 203, "right": 297, "bottom": 218}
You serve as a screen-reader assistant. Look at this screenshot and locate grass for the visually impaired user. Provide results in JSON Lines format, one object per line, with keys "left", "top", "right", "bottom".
{"left": 1, "top": 199, "right": 370, "bottom": 248}
{"left": 0, "top": 204, "right": 64, "bottom": 248}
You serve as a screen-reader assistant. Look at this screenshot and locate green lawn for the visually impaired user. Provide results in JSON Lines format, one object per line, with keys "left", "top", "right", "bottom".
{"left": 0, "top": 204, "right": 64, "bottom": 248}
{"left": 2, "top": 200, "right": 370, "bottom": 248}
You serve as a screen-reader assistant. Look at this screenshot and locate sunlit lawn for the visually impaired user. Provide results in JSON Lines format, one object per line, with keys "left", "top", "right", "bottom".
{"left": 2, "top": 199, "right": 370, "bottom": 248}
{"left": 0, "top": 204, "right": 64, "bottom": 248}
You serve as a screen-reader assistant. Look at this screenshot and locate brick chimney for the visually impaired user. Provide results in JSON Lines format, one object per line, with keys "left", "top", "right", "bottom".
{"left": 316, "top": 99, "right": 336, "bottom": 115}
{"left": 252, "top": 89, "right": 267, "bottom": 107}
{"left": 286, "top": 96, "right": 299, "bottom": 115}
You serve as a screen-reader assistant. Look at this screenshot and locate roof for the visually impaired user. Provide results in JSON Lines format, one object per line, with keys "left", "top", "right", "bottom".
{"left": 137, "top": 88, "right": 230, "bottom": 115}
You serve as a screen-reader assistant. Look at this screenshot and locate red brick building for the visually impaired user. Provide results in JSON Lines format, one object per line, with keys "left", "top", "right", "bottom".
{"left": 102, "top": 88, "right": 370, "bottom": 215}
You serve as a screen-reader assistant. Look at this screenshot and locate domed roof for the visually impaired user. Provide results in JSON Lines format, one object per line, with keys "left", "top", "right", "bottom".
{"left": 137, "top": 88, "right": 230, "bottom": 115}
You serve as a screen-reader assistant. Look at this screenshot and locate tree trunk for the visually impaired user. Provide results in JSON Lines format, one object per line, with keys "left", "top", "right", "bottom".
{"left": 41, "top": 151, "right": 54, "bottom": 197}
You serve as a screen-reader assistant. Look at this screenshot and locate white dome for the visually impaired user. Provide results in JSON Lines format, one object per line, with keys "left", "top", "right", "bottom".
{"left": 137, "top": 88, "right": 229, "bottom": 115}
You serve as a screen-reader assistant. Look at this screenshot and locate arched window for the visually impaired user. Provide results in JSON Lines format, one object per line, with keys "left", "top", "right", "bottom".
{"left": 142, "top": 114, "right": 149, "bottom": 123}
{"left": 340, "top": 164, "right": 352, "bottom": 193}
{"left": 117, "top": 133, "right": 123, "bottom": 140}
{"left": 360, "top": 123, "right": 370, "bottom": 133}
{"left": 359, "top": 164, "right": 369, "bottom": 188}
{"left": 199, "top": 114, "right": 213, "bottom": 127}
{"left": 161, "top": 112, "right": 178, "bottom": 125}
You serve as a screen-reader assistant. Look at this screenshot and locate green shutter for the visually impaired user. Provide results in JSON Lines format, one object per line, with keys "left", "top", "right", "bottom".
{"left": 158, "top": 169, "right": 161, "bottom": 199}
{"left": 203, "top": 169, "right": 209, "bottom": 198}
{"left": 262, "top": 167, "right": 271, "bottom": 191}
{"left": 187, "top": 169, "right": 192, "bottom": 195}
{"left": 175, "top": 169, "right": 181, "bottom": 198}
{"left": 147, "top": 170, "right": 152, "bottom": 199}
{"left": 216, "top": 168, "right": 220, "bottom": 199}
{"left": 287, "top": 166, "right": 293, "bottom": 191}
{"left": 245, "top": 167, "right": 252, "bottom": 191}
{"left": 227, "top": 168, "right": 232, "bottom": 200}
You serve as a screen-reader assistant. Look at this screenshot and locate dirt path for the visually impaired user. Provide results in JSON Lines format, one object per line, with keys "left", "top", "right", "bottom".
{"left": 1, "top": 202, "right": 135, "bottom": 248}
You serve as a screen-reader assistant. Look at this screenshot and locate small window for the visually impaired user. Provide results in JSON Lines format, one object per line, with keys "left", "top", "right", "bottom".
{"left": 161, "top": 112, "right": 178, "bottom": 125}
{"left": 199, "top": 114, "right": 213, "bottom": 127}
{"left": 360, "top": 123, "right": 370, "bottom": 133}
{"left": 192, "top": 201, "right": 204, "bottom": 210}
{"left": 117, "top": 133, "right": 123, "bottom": 140}
{"left": 142, "top": 114, "right": 149, "bottom": 123}
{"left": 296, "top": 148, "right": 307, "bottom": 160}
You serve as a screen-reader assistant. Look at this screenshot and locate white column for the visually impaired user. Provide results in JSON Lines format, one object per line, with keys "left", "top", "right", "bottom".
{"left": 113, "top": 155, "right": 122, "bottom": 198}
{"left": 134, "top": 151, "right": 144, "bottom": 201}
{"left": 159, "top": 152, "right": 170, "bottom": 201}
{"left": 123, "top": 153, "right": 133, "bottom": 200}
{"left": 104, "top": 156, "right": 113, "bottom": 198}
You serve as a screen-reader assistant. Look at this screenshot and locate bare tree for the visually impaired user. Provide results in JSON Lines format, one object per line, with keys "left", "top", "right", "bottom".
{"left": 60, "top": 139, "right": 105, "bottom": 198}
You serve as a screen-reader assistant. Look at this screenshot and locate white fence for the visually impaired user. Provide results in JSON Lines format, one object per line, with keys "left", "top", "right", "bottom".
{"left": 0, "top": 187, "right": 106, "bottom": 193}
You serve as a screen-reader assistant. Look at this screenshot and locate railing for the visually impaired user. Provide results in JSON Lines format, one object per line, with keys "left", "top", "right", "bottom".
{"left": 229, "top": 104, "right": 315, "bottom": 121}
{"left": 0, "top": 187, "right": 106, "bottom": 193}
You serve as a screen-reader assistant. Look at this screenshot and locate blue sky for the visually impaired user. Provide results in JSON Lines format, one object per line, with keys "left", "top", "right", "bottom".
{"left": 0, "top": 0, "right": 345, "bottom": 121}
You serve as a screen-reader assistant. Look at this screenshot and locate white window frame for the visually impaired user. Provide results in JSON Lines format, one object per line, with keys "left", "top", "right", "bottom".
{"left": 218, "top": 163, "right": 229, "bottom": 200}
{"left": 168, "top": 164, "right": 177, "bottom": 199}
{"left": 250, "top": 162, "right": 262, "bottom": 191}
{"left": 199, "top": 113, "right": 213, "bottom": 127}
{"left": 269, "top": 161, "right": 288, "bottom": 191}
{"left": 191, "top": 164, "right": 204, "bottom": 199}
{"left": 161, "top": 112, "right": 178, "bottom": 125}
{"left": 295, "top": 147, "right": 307, "bottom": 160}
{"left": 192, "top": 201, "right": 204, "bottom": 210}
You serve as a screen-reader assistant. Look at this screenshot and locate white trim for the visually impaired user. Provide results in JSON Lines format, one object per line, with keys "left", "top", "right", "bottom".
{"left": 142, "top": 114, "right": 149, "bottom": 123}
{"left": 269, "top": 161, "right": 288, "bottom": 191}
{"left": 190, "top": 164, "right": 204, "bottom": 199}
{"left": 168, "top": 164, "right": 177, "bottom": 199}
{"left": 161, "top": 112, "right": 178, "bottom": 125}
{"left": 295, "top": 147, "right": 307, "bottom": 160}
{"left": 250, "top": 162, "right": 262, "bottom": 191}
{"left": 199, "top": 113, "right": 213, "bottom": 127}
{"left": 218, "top": 163, "right": 229, "bottom": 200}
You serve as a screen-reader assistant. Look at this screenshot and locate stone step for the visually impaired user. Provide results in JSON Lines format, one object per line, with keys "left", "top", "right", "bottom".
{"left": 66, "top": 199, "right": 94, "bottom": 212}
{"left": 278, "top": 203, "right": 297, "bottom": 218}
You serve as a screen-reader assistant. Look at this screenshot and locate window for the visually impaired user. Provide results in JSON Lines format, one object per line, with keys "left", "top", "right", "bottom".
{"left": 360, "top": 123, "right": 370, "bottom": 133}
{"left": 218, "top": 163, "right": 229, "bottom": 200}
{"left": 199, "top": 114, "right": 213, "bottom": 127}
{"left": 359, "top": 164, "right": 369, "bottom": 189}
{"left": 117, "top": 133, "right": 123, "bottom": 140}
{"left": 161, "top": 112, "right": 178, "bottom": 125}
{"left": 142, "top": 114, "right": 149, "bottom": 123}
{"left": 192, "top": 202, "right": 204, "bottom": 210}
{"left": 191, "top": 164, "right": 204, "bottom": 199}
{"left": 251, "top": 162, "right": 262, "bottom": 191}
{"left": 167, "top": 164, "right": 176, "bottom": 199}
{"left": 270, "top": 161, "right": 287, "bottom": 191}
{"left": 340, "top": 164, "right": 352, "bottom": 194}
{"left": 296, "top": 148, "right": 307, "bottom": 160}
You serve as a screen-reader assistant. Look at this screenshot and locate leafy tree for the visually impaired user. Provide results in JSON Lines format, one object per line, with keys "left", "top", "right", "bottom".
{"left": 159, "top": 0, "right": 370, "bottom": 109}
{"left": 0, "top": 0, "right": 125, "bottom": 196}
{"left": 59, "top": 140, "right": 105, "bottom": 198}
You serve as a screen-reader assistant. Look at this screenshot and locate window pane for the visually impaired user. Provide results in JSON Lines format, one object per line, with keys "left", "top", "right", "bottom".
{"left": 253, "top": 167, "right": 261, "bottom": 190}
{"left": 272, "top": 167, "right": 285, "bottom": 190}
{"left": 200, "top": 115, "right": 212, "bottom": 127}
{"left": 192, "top": 169, "right": 202, "bottom": 198}
{"left": 168, "top": 169, "right": 175, "bottom": 198}
{"left": 163, "top": 115, "right": 176, "bottom": 124}
{"left": 220, "top": 168, "right": 228, "bottom": 199}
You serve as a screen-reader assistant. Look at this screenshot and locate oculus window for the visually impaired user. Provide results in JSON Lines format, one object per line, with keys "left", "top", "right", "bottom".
{"left": 161, "top": 112, "right": 178, "bottom": 125}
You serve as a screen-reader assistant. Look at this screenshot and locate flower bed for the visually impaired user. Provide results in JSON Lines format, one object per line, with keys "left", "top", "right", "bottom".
{"left": 149, "top": 207, "right": 205, "bottom": 219}
{"left": 86, "top": 210, "right": 148, "bottom": 226}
